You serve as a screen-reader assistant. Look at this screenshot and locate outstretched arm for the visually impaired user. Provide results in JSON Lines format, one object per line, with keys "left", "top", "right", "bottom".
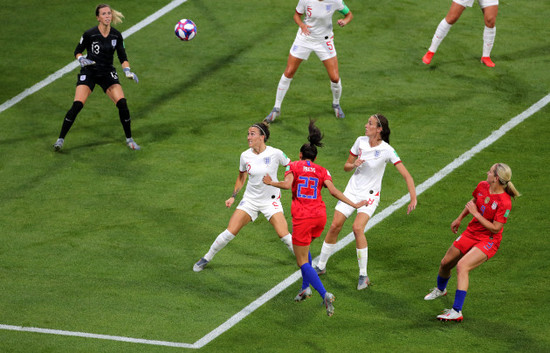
{"left": 395, "top": 162, "right": 417, "bottom": 214}
{"left": 324, "top": 180, "right": 367, "bottom": 208}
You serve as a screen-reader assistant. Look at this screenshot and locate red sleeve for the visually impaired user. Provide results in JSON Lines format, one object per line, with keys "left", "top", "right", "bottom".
{"left": 285, "top": 161, "right": 296, "bottom": 177}
{"left": 494, "top": 195, "right": 512, "bottom": 224}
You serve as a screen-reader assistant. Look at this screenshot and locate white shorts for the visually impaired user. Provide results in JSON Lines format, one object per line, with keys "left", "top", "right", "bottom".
{"left": 290, "top": 34, "right": 337, "bottom": 62}
{"left": 334, "top": 191, "right": 380, "bottom": 218}
{"left": 236, "top": 197, "right": 284, "bottom": 222}
{"left": 453, "top": 0, "right": 498, "bottom": 8}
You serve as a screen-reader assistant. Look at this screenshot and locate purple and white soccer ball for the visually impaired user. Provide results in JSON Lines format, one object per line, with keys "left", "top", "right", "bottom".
{"left": 175, "top": 19, "right": 197, "bottom": 41}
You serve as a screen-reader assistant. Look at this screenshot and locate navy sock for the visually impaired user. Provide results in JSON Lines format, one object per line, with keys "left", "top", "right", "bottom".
{"left": 453, "top": 290, "right": 467, "bottom": 312}
{"left": 437, "top": 275, "right": 450, "bottom": 291}
{"left": 300, "top": 263, "right": 326, "bottom": 299}
{"left": 301, "top": 252, "right": 314, "bottom": 290}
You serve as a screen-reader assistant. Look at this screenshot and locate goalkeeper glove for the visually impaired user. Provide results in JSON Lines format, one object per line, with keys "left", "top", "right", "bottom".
{"left": 77, "top": 56, "right": 95, "bottom": 67}
{"left": 123, "top": 67, "right": 139, "bottom": 83}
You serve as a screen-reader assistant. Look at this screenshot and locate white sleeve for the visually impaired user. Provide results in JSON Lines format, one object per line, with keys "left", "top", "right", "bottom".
{"left": 296, "top": 0, "right": 306, "bottom": 14}
{"left": 278, "top": 149, "right": 291, "bottom": 167}
{"left": 388, "top": 146, "right": 401, "bottom": 165}
{"left": 349, "top": 137, "right": 361, "bottom": 157}
{"left": 239, "top": 152, "right": 247, "bottom": 172}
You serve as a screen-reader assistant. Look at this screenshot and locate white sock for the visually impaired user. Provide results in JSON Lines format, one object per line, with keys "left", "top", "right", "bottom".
{"left": 330, "top": 79, "right": 342, "bottom": 105}
{"left": 357, "top": 247, "right": 368, "bottom": 277}
{"left": 317, "top": 241, "right": 336, "bottom": 270}
{"left": 275, "top": 74, "right": 292, "bottom": 109}
{"left": 429, "top": 19, "right": 452, "bottom": 53}
{"left": 280, "top": 234, "right": 294, "bottom": 253}
{"left": 482, "top": 26, "right": 496, "bottom": 57}
{"left": 204, "top": 229, "right": 235, "bottom": 261}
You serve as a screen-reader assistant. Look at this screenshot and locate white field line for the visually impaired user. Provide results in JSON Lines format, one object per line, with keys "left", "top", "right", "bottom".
{"left": 0, "top": 0, "right": 188, "bottom": 115}
{"left": 0, "top": 324, "right": 197, "bottom": 349}
{"left": 2, "top": 92, "right": 545, "bottom": 348}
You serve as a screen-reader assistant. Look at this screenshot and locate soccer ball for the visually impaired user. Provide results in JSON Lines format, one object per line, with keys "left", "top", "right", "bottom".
{"left": 175, "top": 19, "right": 197, "bottom": 41}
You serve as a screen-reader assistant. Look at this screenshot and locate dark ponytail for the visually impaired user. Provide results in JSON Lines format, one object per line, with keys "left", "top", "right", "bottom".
{"left": 300, "top": 119, "right": 324, "bottom": 160}
{"left": 374, "top": 114, "right": 390, "bottom": 144}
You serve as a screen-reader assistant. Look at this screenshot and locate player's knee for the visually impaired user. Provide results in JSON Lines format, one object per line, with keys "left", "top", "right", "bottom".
{"left": 352, "top": 224, "right": 364, "bottom": 235}
{"left": 440, "top": 257, "right": 453, "bottom": 271}
{"left": 445, "top": 15, "right": 460, "bottom": 25}
{"left": 485, "top": 18, "right": 496, "bottom": 28}
{"left": 329, "top": 223, "right": 343, "bottom": 234}
{"left": 455, "top": 259, "right": 471, "bottom": 275}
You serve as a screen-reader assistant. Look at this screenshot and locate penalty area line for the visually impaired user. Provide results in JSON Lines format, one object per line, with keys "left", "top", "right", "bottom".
{"left": 0, "top": 0, "right": 189, "bottom": 115}
{"left": 0, "top": 93, "right": 548, "bottom": 348}
{"left": 0, "top": 324, "right": 196, "bottom": 349}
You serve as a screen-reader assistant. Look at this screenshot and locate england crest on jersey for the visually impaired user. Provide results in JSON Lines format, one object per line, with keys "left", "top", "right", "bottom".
{"left": 374, "top": 150, "right": 381, "bottom": 158}
{"left": 263, "top": 157, "right": 271, "bottom": 165}
{"left": 326, "top": 4, "right": 332, "bottom": 12}
{"left": 111, "top": 39, "right": 117, "bottom": 48}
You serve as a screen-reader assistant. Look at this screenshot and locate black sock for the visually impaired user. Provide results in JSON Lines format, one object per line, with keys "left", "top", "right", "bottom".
{"left": 116, "top": 98, "right": 132, "bottom": 139}
{"left": 59, "top": 101, "right": 84, "bottom": 139}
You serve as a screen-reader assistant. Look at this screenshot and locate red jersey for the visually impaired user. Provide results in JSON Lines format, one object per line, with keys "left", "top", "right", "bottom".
{"left": 465, "top": 181, "right": 512, "bottom": 241}
{"left": 285, "top": 160, "right": 332, "bottom": 220}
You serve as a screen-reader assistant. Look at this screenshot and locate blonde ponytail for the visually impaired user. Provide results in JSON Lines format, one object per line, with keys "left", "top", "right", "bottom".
{"left": 111, "top": 8, "right": 124, "bottom": 25}
{"left": 495, "top": 163, "right": 521, "bottom": 199}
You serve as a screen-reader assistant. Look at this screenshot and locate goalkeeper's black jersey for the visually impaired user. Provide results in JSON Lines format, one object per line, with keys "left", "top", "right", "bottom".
{"left": 74, "top": 26, "right": 128, "bottom": 73}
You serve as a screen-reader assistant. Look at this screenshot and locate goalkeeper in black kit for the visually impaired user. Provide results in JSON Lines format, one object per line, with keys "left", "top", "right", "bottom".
{"left": 53, "top": 4, "right": 140, "bottom": 151}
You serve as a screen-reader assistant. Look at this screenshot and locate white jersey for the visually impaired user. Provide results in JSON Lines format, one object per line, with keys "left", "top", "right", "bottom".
{"left": 344, "top": 138, "right": 401, "bottom": 198}
{"left": 239, "top": 146, "right": 291, "bottom": 202}
{"left": 295, "top": 0, "right": 345, "bottom": 41}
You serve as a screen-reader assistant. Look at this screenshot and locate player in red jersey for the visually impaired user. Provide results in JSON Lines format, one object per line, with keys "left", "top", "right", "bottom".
{"left": 264, "top": 120, "right": 367, "bottom": 316}
{"left": 424, "top": 163, "right": 520, "bottom": 322}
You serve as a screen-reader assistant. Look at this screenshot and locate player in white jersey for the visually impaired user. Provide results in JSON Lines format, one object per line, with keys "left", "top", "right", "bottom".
{"left": 315, "top": 115, "right": 417, "bottom": 289}
{"left": 264, "top": 0, "right": 353, "bottom": 123}
{"left": 193, "top": 122, "right": 293, "bottom": 272}
{"left": 422, "top": 0, "right": 499, "bottom": 67}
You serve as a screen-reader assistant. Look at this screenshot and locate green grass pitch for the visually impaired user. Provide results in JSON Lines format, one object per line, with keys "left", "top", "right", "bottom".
{"left": 0, "top": 0, "right": 549, "bottom": 352}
